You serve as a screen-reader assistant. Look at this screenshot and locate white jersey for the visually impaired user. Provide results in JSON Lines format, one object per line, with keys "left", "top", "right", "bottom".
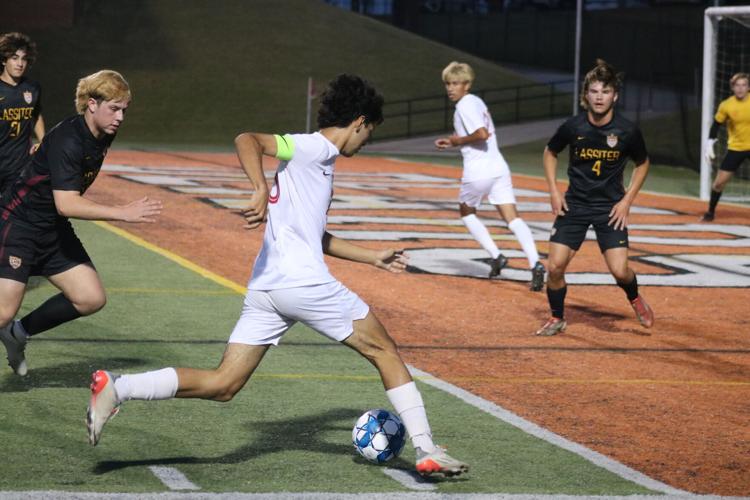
{"left": 248, "top": 132, "right": 338, "bottom": 290}
{"left": 453, "top": 93, "right": 510, "bottom": 183}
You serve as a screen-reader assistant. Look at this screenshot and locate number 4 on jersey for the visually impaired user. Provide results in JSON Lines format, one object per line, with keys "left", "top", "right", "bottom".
{"left": 592, "top": 160, "right": 601, "bottom": 176}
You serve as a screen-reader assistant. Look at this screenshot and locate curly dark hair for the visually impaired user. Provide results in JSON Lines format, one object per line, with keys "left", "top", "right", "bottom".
{"left": 580, "top": 59, "right": 623, "bottom": 110}
{"left": 0, "top": 32, "right": 37, "bottom": 66}
{"left": 317, "top": 74, "right": 384, "bottom": 129}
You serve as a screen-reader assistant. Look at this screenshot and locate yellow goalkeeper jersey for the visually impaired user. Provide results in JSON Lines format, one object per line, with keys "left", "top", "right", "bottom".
{"left": 715, "top": 95, "right": 750, "bottom": 151}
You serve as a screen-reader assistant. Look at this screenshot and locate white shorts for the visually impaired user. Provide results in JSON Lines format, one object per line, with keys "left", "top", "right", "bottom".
{"left": 459, "top": 175, "right": 516, "bottom": 207}
{"left": 228, "top": 281, "right": 370, "bottom": 346}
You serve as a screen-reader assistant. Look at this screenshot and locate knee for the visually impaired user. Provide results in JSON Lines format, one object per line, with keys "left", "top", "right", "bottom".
{"left": 75, "top": 292, "right": 107, "bottom": 316}
{"left": 209, "top": 379, "right": 244, "bottom": 402}
{"left": 0, "top": 310, "right": 14, "bottom": 328}
{"left": 547, "top": 261, "right": 566, "bottom": 281}
{"left": 359, "top": 336, "right": 400, "bottom": 364}
{"left": 611, "top": 267, "right": 632, "bottom": 283}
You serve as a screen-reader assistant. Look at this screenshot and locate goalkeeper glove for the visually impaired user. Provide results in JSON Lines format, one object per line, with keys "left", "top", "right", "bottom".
{"left": 705, "top": 139, "right": 717, "bottom": 162}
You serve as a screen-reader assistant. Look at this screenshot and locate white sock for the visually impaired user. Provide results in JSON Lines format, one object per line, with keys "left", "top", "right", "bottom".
{"left": 508, "top": 217, "right": 539, "bottom": 268}
{"left": 12, "top": 320, "right": 28, "bottom": 341}
{"left": 386, "top": 381, "right": 436, "bottom": 453}
{"left": 114, "top": 367, "right": 179, "bottom": 403}
{"left": 461, "top": 214, "right": 500, "bottom": 259}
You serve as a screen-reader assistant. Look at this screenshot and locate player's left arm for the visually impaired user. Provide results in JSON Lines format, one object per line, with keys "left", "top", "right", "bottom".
{"left": 322, "top": 231, "right": 408, "bottom": 273}
{"left": 609, "top": 158, "right": 649, "bottom": 230}
{"left": 32, "top": 114, "right": 45, "bottom": 150}
{"left": 234, "top": 132, "right": 277, "bottom": 229}
{"left": 609, "top": 128, "right": 650, "bottom": 230}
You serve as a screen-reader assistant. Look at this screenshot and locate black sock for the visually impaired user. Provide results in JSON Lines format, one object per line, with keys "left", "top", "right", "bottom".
{"left": 547, "top": 285, "right": 567, "bottom": 319}
{"left": 21, "top": 293, "right": 82, "bottom": 336}
{"left": 617, "top": 274, "right": 639, "bottom": 302}
{"left": 708, "top": 189, "right": 722, "bottom": 214}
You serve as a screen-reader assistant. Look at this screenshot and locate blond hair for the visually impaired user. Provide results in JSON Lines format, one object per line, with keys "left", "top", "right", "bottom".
{"left": 75, "top": 70, "right": 131, "bottom": 114}
{"left": 730, "top": 72, "right": 750, "bottom": 88}
{"left": 442, "top": 61, "right": 475, "bottom": 84}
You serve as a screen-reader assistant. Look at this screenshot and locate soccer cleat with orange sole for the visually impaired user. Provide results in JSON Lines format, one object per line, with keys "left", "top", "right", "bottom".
{"left": 87, "top": 370, "right": 120, "bottom": 446}
{"left": 415, "top": 446, "right": 468, "bottom": 477}
{"left": 534, "top": 317, "right": 566, "bottom": 336}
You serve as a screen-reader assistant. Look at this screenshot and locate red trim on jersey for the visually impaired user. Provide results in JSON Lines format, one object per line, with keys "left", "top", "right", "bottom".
{"left": 268, "top": 172, "right": 280, "bottom": 204}
{"left": 1, "top": 174, "right": 48, "bottom": 220}
{"left": 0, "top": 221, "right": 12, "bottom": 261}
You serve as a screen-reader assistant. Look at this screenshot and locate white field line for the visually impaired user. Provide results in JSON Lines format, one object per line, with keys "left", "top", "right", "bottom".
{"left": 382, "top": 468, "right": 438, "bottom": 491}
{"left": 79, "top": 221, "right": 699, "bottom": 498}
{"left": 147, "top": 466, "right": 200, "bottom": 491}
{"left": 0, "top": 492, "right": 743, "bottom": 499}
{"left": 408, "top": 365, "right": 689, "bottom": 496}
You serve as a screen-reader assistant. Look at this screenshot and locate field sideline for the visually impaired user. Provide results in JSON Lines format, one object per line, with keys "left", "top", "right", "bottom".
{"left": 1, "top": 148, "right": 749, "bottom": 497}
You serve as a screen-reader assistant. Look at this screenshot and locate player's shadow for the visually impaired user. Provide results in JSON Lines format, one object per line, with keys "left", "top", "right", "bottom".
{"left": 93, "top": 407, "right": 413, "bottom": 474}
{"left": 567, "top": 304, "right": 651, "bottom": 336}
{"left": 0, "top": 357, "right": 147, "bottom": 393}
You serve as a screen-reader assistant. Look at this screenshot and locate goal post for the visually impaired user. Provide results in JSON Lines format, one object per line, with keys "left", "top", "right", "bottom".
{"left": 701, "top": 6, "right": 750, "bottom": 201}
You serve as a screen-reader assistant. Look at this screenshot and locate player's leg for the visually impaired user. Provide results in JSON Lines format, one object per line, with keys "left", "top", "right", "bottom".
{"left": 0, "top": 221, "right": 48, "bottom": 375}
{"left": 495, "top": 202, "right": 545, "bottom": 290}
{"left": 458, "top": 179, "right": 506, "bottom": 278}
{"left": 87, "top": 343, "right": 270, "bottom": 445}
{"left": 702, "top": 151, "right": 745, "bottom": 221}
{"left": 87, "top": 288, "right": 288, "bottom": 445}
{"left": 19, "top": 222, "right": 105, "bottom": 343}
{"left": 596, "top": 218, "right": 654, "bottom": 328}
{"left": 535, "top": 210, "right": 586, "bottom": 336}
{"left": 0, "top": 278, "right": 29, "bottom": 375}
{"left": 602, "top": 247, "right": 653, "bottom": 328}
{"left": 535, "top": 242, "right": 575, "bottom": 336}
{"left": 343, "top": 311, "right": 468, "bottom": 476}
{"left": 291, "top": 281, "right": 465, "bottom": 476}
{"left": 489, "top": 174, "right": 540, "bottom": 266}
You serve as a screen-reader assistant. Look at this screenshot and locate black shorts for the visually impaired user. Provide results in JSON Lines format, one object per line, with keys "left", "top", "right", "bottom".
{"left": 0, "top": 218, "right": 92, "bottom": 283}
{"left": 720, "top": 149, "right": 750, "bottom": 172}
{"left": 550, "top": 204, "right": 628, "bottom": 252}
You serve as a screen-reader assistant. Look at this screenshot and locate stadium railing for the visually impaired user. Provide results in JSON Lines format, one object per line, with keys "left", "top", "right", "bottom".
{"left": 377, "top": 79, "right": 573, "bottom": 140}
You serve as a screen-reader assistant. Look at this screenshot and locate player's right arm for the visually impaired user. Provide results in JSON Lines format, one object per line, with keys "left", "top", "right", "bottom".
{"left": 543, "top": 147, "right": 566, "bottom": 216}
{"left": 707, "top": 101, "right": 728, "bottom": 161}
{"left": 435, "top": 127, "right": 489, "bottom": 149}
{"left": 234, "top": 132, "right": 279, "bottom": 229}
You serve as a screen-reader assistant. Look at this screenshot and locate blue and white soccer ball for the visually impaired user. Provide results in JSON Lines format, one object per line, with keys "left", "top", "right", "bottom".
{"left": 352, "top": 409, "right": 406, "bottom": 463}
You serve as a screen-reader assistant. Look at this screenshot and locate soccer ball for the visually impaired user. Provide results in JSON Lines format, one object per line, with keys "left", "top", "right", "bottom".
{"left": 352, "top": 409, "right": 406, "bottom": 463}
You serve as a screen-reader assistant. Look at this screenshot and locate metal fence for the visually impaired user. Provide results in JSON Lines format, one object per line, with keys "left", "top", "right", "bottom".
{"left": 376, "top": 80, "right": 574, "bottom": 140}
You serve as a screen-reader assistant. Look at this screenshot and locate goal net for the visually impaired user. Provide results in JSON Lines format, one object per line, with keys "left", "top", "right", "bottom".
{"left": 701, "top": 6, "right": 750, "bottom": 203}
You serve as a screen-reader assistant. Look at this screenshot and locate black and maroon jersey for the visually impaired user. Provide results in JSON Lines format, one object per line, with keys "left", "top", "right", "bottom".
{"left": 547, "top": 113, "right": 648, "bottom": 211}
{"left": 0, "top": 77, "right": 42, "bottom": 189}
{"left": 1, "top": 115, "right": 113, "bottom": 229}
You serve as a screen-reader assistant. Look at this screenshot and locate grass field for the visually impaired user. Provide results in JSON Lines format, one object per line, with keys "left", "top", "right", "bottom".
{"left": 0, "top": 220, "right": 670, "bottom": 496}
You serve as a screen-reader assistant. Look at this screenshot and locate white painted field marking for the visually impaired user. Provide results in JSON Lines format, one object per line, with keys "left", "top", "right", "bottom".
{"left": 382, "top": 468, "right": 438, "bottom": 491}
{"left": 147, "top": 466, "right": 200, "bottom": 491}
{"left": 408, "top": 365, "right": 689, "bottom": 496}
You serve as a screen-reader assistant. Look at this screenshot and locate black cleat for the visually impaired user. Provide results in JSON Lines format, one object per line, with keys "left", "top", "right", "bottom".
{"left": 530, "top": 262, "right": 546, "bottom": 292}
{"left": 488, "top": 254, "right": 508, "bottom": 279}
{"left": 699, "top": 211, "right": 715, "bottom": 222}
